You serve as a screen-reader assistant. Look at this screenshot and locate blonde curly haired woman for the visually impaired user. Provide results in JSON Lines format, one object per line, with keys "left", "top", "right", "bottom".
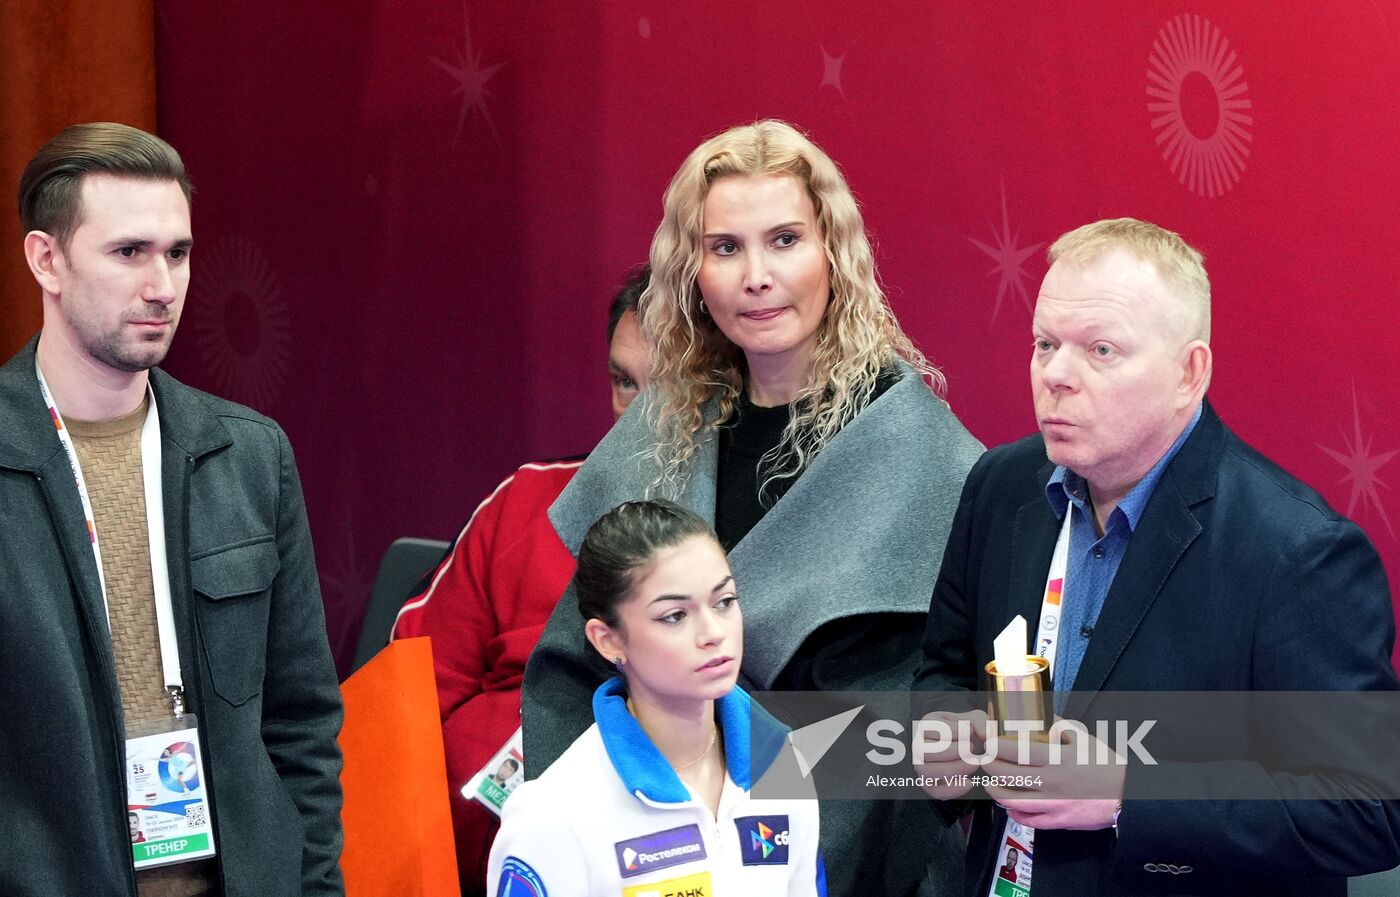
{"left": 523, "top": 120, "right": 982, "bottom": 896}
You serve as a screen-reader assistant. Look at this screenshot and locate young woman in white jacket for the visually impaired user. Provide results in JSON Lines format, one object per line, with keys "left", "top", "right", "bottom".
{"left": 487, "top": 500, "right": 824, "bottom": 896}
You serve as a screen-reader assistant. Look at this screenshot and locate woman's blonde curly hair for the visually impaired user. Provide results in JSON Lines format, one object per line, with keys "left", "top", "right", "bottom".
{"left": 640, "top": 119, "right": 944, "bottom": 498}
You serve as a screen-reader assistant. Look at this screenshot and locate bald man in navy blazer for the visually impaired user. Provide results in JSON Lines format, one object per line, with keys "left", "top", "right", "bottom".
{"left": 912, "top": 218, "right": 1399, "bottom": 897}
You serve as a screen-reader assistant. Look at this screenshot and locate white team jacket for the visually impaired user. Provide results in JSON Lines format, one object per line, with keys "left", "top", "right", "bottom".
{"left": 488, "top": 677, "right": 825, "bottom": 896}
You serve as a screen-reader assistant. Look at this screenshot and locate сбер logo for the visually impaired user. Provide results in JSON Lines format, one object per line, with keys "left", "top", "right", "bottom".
{"left": 736, "top": 816, "right": 790, "bottom": 866}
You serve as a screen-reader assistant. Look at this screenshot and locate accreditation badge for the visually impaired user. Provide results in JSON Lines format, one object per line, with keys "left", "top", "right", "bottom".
{"left": 988, "top": 819, "right": 1033, "bottom": 897}
{"left": 468, "top": 726, "right": 524, "bottom": 815}
{"left": 125, "top": 716, "right": 217, "bottom": 869}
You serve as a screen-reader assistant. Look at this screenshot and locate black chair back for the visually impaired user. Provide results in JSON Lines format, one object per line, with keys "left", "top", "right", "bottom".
{"left": 351, "top": 537, "right": 450, "bottom": 674}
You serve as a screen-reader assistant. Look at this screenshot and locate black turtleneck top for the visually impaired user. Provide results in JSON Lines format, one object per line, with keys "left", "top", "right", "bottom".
{"left": 714, "top": 372, "right": 898, "bottom": 550}
{"left": 714, "top": 395, "right": 796, "bottom": 551}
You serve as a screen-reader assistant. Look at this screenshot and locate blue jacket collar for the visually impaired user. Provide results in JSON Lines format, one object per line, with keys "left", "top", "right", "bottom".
{"left": 592, "top": 676, "right": 787, "bottom": 804}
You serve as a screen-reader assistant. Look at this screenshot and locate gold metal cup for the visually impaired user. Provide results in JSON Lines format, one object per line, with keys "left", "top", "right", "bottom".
{"left": 985, "top": 655, "right": 1053, "bottom": 741}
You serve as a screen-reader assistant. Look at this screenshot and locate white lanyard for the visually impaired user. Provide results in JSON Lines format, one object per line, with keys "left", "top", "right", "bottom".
{"left": 36, "top": 362, "right": 185, "bottom": 716}
{"left": 986, "top": 508, "right": 1073, "bottom": 897}
{"left": 1033, "top": 508, "right": 1073, "bottom": 675}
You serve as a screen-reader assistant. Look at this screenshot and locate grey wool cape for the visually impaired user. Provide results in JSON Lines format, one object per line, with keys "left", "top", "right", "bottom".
{"left": 522, "top": 362, "right": 984, "bottom": 897}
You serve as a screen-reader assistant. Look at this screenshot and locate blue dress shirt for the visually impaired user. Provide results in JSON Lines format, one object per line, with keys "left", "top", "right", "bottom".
{"left": 1044, "top": 404, "right": 1202, "bottom": 712}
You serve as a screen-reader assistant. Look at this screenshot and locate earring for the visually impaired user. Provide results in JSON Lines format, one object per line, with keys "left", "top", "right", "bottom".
{"left": 613, "top": 656, "right": 626, "bottom": 674}
{"left": 698, "top": 300, "right": 708, "bottom": 315}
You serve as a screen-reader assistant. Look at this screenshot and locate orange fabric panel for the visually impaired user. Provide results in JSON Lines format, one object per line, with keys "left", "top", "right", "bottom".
{"left": 0, "top": 0, "right": 156, "bottom": 359}
{"left": 340, "top": 637, "right": 461, "bottom": 897}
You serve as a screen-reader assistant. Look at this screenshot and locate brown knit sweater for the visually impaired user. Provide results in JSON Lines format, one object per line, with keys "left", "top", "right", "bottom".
{"left": 70, "top": 397, "right": 218, "bottom": 896}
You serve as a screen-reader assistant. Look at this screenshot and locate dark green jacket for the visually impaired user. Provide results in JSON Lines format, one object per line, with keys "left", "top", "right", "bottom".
{"left": 0, "top": 337, "right": 344, "bottom": 896}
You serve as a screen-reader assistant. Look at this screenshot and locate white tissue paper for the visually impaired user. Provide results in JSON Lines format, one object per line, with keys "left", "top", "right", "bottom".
{"left": 993, "top": 615, "right": 1033, "bottom": 675}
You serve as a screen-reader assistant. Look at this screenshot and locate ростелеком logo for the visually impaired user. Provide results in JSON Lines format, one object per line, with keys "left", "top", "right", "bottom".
{"left": 613, "top": 825, "right": 707, "bottom": 878}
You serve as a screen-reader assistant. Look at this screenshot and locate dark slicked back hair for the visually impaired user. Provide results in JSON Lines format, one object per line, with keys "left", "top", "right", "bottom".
{"left": 574, "top": 499, "right": 717, "bottom": 627}
{"left": 607, "top": 264, "right": 650, "bottom": 343}
{"left": 18, "top": 122, "right": 192, "bottom": 251}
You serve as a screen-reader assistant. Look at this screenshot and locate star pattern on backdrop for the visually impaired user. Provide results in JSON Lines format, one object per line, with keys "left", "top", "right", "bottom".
{"left": 319, "top": 514, "right": 378, "bottom": 653}
{"left": 154, "top": 0, "right": 177, "bottom": 48}
{"left": 431, "top": 7, "right": 505, "bottom": 148}
{"left": 969, "top": 181, "right": 1042, "bottom": 324}
{"left": 1317, "top": 385, "right": 1397, "bottom": 541}
{"left": 820, "top": 45, "right": 846, "bottom": 95}
{"left": 1368, "top": 0, "right": 1400, "bottom": 51}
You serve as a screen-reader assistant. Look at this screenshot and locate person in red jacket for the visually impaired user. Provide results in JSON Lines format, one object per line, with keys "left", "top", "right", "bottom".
{"left": 390, "top": 267, "right": 651, "bottom": 894}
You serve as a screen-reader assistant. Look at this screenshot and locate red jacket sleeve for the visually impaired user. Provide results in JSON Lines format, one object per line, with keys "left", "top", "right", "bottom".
{"left": 389, "top": 460, "right": 582, "bottom": 894}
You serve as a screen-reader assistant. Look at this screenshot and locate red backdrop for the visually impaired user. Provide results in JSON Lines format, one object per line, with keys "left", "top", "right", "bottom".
{"left": 154, "top": 3, "right": 1400, "bottom": 675}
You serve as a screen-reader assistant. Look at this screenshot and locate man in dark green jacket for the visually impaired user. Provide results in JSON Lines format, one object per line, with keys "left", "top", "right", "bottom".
{"left": 0, "top": 122, "right": 344, "bottom": 896}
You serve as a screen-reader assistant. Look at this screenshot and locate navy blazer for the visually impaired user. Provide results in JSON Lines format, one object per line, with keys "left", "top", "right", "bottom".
{"left": 913, "top": 402, "right": 1400, "bottom": 897}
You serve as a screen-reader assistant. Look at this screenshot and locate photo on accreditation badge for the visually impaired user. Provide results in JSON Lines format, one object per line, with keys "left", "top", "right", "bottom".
{"left": 472, "top": 743, "right": 524, "bottom": 813}
{"left": 995, "top": 836, "right": 1031, "bottom": 897}
{"left": 125, "top": 730, "right": 216, "bottom": 868}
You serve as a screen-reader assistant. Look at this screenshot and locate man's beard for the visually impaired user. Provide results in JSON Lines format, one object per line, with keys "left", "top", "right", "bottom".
{"left": 85, "top": 312, "right": 178, "bottom": 373}
{"left": 91, "top": 333, "right": 172, "bottom": 372}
